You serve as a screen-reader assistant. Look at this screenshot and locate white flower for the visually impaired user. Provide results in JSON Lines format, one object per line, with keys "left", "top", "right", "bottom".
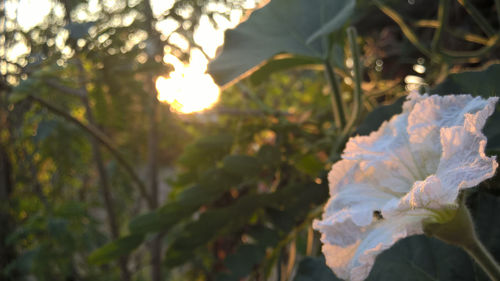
{"left": 313, "top": 93, "right": 499, "bottom": 281}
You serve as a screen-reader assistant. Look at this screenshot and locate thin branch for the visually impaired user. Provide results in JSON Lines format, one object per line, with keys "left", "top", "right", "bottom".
{"left": 414, "top": 19, "right": 440, "bottom": 28}
{"left": 28, "top": 94, "right": 155, "bottom": 208}
{"left": 209, "top": 107, "right": 292, "bottom": 116}
{"left": 237, "top": 83, "right": 274, "bottom": 115}
{"left": 143, "top": 0, "right": 163, "bottom": 280}
{"left": 374, "top": 0, "right": 433, "bottom": 58}
{"left": 414, "top": 20, "right": 490, "bottom": 45}
{"left": 324, "top": 60, "right": 346, "bottom": 129}
{"left": 456, "top": 0, "right": 496, "bottom": 37}
{"left": 496, "top": 0, "right": 500, "bottom": 27}
{"left": 76, "top": 57, "right": 120, "bottom": 242}
{"left": 45, "top": 79, "right": 85, "bottom": 98}
{"left": 440, "top": 34, "right": 500, "bottom": 59}
{"left": 431, "top": 0, "right": 450, "bottom": 52}
{"left": 342, "top": 27, "right": 363, "bottom": 137}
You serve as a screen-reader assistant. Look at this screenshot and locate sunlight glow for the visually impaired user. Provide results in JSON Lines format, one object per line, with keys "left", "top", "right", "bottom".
{"left": 10, "top": 0, "right": 257, "bottom": 113}
{"left": 156, "top": 53, "right": 220, "bottom": 114}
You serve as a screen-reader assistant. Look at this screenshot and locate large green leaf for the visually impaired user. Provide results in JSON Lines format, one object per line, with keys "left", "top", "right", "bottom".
{"left": 178, "top": 134, "right": 233, "bottom": 169}
{"left": 218, "top": 244, "right": 266, "bottom": 280}
{"left": 129, "top": 168, "right": 244, "bottom": 235}
{"left": 368, "top": 235, "right": 474, "bottom": 281}
{"left": 257, "top": 144, "right": 282, "bottom": 170}
{"left": 207, "top": 0, "right": 355, "bottom": 87}
{"left": 222, "top": 155, "right": 262, "bottom": 177}
{"left": 165, "top": 194, "right": 264, "bottom": 267}
{"left": 430, "top": 64, "right": 500, "bottom": 98}
{"left": 354, "top": 97, "right": 404, "bottom": 136}
{"left": 88, "top": 234, "right": 144, "bottom": 265}
{"left": 293, "top": 257, "right": 341, "bottom": 281}
{"left": 249, "top": 56, "right": 322, "bottom": 86}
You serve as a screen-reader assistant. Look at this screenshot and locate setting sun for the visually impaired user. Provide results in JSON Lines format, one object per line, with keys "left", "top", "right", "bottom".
{"left": 156, "top": 56, "right": 220, "bottom": 114}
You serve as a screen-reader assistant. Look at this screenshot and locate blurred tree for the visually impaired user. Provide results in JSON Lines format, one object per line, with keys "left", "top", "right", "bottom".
{"left": 1, "top": 0, "right": 251, "bottom": 280}
{"left": 2, "top": 0, "right": 500, "bottom": 281}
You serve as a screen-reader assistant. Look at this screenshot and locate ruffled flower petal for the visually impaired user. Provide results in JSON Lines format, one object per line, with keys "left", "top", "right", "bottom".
{"left": 314, "top": 93, "right": 498, "bottom": 281}
{"left": 437, "top": 97, "right": 499, "bottom": 190}
{"left": 321, "top": 213, "right": 426, "bottom": 281}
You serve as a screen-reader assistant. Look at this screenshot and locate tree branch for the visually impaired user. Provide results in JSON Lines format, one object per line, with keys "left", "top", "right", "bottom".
{"left": 45, "top": 79, "right": 85, "bottom": 98}
{"left": 28, "top": 94, "right": 155, "bottom": 208}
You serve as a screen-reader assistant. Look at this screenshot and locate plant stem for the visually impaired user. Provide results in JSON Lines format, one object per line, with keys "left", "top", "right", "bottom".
{"left": 237, "top": 83, "right": 274, "bottom": 115}
{"left": 424, "top": 202, "right": 500, "bottom": 281}
{"left": 463, "top": 238, "right": 500, "bottom": 281}
{"left": 374, "top": 0, "right": 433, "bottom": 58}
{"left": 440, "top": 34, "right": 500, "bottom": 59}
{"left": 343, "top": 27, "right": 363, "bottom": 136}
{"left": 414, "top": 20, "right": 490, "bottom": 45}
{"left": 431, "top": 0, "right": 449, "bottom": 52}
{"left": 143, "top": 0, "right": 164, "bottom": 279}
{"left": 496, "top": 0, "right": 500, "bottom": 27}
{"left": 456, "top": 0, "right": 495, "bottom": 37}
{"left": 324, "top": 60, "right": 346, "bottom": 129}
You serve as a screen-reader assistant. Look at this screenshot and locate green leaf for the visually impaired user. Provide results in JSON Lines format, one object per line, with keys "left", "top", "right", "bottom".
{"left": 8, "top": 91, "right": 29, "bottom": 104}
{"left": 293, "top": 257, "right": 341, "bottom": 281}
{"left": 267, "top": 182, "right": 328, "bottom": 231}
{"left": 306, "top": 1, "right": 356, "bottom": 44}
{"left": 199, "top": 168, "right": 242, "bottom": 190}
{"left": 354, "top": 97, "right": 404, "bottom": 136}
{"left": 130, "top": 169, "right": 243, "bottom": 235}
{"left": 208, "top": 0, "right": 355, "bottom": 87}
{"left": 430, "top": 64, "right": 500, "bottom": 98}
{"left": 294, "top": 154, "right": 324, "bottom": 177}
{"left": 222, "top": 155, "right": 261, "bottom": 177}
{"left": 367, "top": 236, "right": 474, "bottom": 281}
{"left": 178, "top": 134, "right": 233, "bottom": 168}
{"left": 247, "top": 225, "right": 280, "bottom": 248}
{"left": 88, "top": 234, "right": 144, "bottom": 265}
{"left": 249, "top": 56, "right": 321, "bottom": 86}
{"left": 223, "top": 244, "right": 266, "bottom": 278}
{"left": 129, "top": 211, "right": 162, "bottom": 235}
{"left": 257, "top": 144, "right": 281, "bottom": 169}
{"left": 165, "top": 195, "right": 263, "bottom": 267}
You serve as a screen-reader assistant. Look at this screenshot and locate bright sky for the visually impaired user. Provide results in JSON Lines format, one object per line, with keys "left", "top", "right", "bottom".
{"left": 4, "top": 0, "right": 257, "bottom": 113}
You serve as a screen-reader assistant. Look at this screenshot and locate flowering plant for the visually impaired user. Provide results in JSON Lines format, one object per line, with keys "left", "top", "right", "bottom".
{"left": 313, "top": 93, "right": 499, "bottom": 281}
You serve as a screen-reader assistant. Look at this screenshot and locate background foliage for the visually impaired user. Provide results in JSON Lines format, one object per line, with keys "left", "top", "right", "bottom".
{"left": 1, "top": 0, "right": 500, "bottom": 280}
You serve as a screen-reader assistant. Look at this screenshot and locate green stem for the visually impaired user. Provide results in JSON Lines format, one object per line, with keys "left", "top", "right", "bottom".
{"left": 237, "top": 83, "right": 274, "bottom": 115}
{"left": 464, "top": 238, "right": 500, "bottom": 281}
{"left": 457, "top": 0, "right": 496, "bottom": 37}
{"left": 440, "top": 34, "right": 500, "bottom": 59}
{"left": 324, "top": 60, "right": 346, "bottom": 129}
{"left": 343, "top": 27, "right": 363, "bottom": 136}
{"left": 424, "top": 202, "right": 500, "bottom": 281}
{"left": 374, "top": 0, "right": 433, "bottom": 58}
{"left": 496, "top": 0, "right": 500, "bottom": 27}
{"left": 431, "top": 0, "right": 449, "bottom": 52}
{"left": 414, "top": 20, "right": 489, "bottom": 45}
